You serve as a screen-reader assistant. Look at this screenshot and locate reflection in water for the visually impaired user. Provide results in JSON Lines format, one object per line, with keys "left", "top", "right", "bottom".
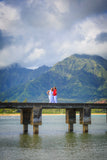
{"left": 19, "top": 134, "right": 42, "bottom": 149}
{"left": 65, "top": 132, "right": 77, "bottom": 148}
{"left": 0, "top": 115, "right": 107, "bottom": 160}
{"left": 65, "top": 132, "right": 107, "bottom": 159}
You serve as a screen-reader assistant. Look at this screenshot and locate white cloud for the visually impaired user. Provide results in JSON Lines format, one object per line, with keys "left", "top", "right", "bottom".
{"left": 0, "top": 45, "right": 24, "bottom": 67}
{"left": 25, "top": 48, "right": 45, "bottom": 62}
{"left": 0, "top": 2, "right": 20, "bottom": 31}
{"left": 78, "top": 20, "right": 100, "bottom": 41}
{"left": 56, "top": 16, "right": 107, "bottom": 60}
{"left": 54, "top": 0, "right": 69, "bottom": 13}
{"left": 0, "top": 0, "right": 107, "bottom": 69}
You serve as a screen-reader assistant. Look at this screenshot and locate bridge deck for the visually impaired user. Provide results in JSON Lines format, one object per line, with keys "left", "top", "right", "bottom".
{"left": 0, "top": 102, "right": 107, "bottom": 134}
{"left": 0, "top": 102, "right": 107, "bottom": 109}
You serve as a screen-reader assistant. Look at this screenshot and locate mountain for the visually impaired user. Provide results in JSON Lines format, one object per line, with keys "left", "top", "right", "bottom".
{"left": 0, "top": 64, "right": 51, "bottom": 92}
{"left": 0, "top": 54, "right": 107, "bottom": 102}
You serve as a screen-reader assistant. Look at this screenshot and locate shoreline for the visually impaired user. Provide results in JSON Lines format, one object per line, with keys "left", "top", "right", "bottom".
{"left": 0, "top": 113, "right": 106, "bottom": 116}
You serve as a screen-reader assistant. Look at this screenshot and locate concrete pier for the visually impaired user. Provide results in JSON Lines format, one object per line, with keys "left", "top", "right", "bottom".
{"left": 23, "top": 124, "right": 28, "bottom": 134}
{"left": 68, "top": 123, "right": 73, "bottom": 132}
{"left": 20, "top": 106, "right": 42, "bottom": 134}
{"left": 0, "top": 102, "right": 107, "bottom": 134}
{"left": 83, "top": 124, "right": 88, "bottom": 133}
{"left": 20, "top": 108, "right": 32, "bottom": 134}
{"left": 79, "top": 106, "right": 91, "bottom": 132}
{"left": 33, "top": 125, "right": 39, "bottom": 134}
{"left": 66, "top": 109, "right": 76, "bottom": 132}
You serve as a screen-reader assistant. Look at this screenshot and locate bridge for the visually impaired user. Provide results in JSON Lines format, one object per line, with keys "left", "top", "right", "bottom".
{"left": 0, "top": 102, "right": 107, "bottom": 134}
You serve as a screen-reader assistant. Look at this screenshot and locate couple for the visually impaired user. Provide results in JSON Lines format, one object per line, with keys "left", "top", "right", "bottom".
{"left": 47, "top": 87, "right": 57, "bottom": 103}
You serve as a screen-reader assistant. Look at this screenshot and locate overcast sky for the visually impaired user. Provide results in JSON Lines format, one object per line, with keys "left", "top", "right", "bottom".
{"left": 0, "top": 0, "right": 107, "bottom": 69}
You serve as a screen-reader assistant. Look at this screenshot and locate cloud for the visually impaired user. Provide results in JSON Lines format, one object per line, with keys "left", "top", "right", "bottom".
{"left": 25, "top": 48, "right": 45, "bottom": 63}
{"left": 95, "top": 32, "right": 107, "bottom": 43}
{"left": 0, "top": 0, "right": 107, "bottom": 68}
{"left": 68, "top": 0, "right": 107, "bottom": 16}
{"left": 19, "top": 0, "right": 107, "bottom": 29}
{"left": 0, "top": 1, "right": 20, "bottom": 31}
{"left": 0, "top": 30, "right": 13, "bottom": 49}
{"left": 56, "top": 17, "right": 107, "bottom": 60}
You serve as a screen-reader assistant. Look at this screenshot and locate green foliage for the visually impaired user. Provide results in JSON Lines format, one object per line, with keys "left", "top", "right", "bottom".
{"left": 0, "top": 64, "right": 50, "bottom": 93}
{"left": 42, "top": 109, "right": 65, "bottom": 114}
{"left": 0, "top": 54, "right": 107, "bottom": 102}
{"left": 91, "top": 109, "right": 106, "bottom": 113}
{"left": 4, "top": 99, "right": 8, "bottom": 102}
{"left": 11, "top": 99, "right": 18, "bottom": 102}
{"left": 0, "top": 109, "right": 19, "bottom": 114}
{"left": 0, "top": 108, "right": 106, "bottom": 114}
{"left": 23, "top": 98, "right": 27, "bottom": 102}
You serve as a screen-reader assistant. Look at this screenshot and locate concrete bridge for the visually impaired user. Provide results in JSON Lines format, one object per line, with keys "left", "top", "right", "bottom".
{"left": 0, "top": 102, "right": 107, "bottom": 134}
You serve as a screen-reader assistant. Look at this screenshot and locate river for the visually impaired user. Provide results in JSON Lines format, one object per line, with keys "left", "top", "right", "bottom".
{"left": 0, "top": 115, "right": 107, "bottom": 160}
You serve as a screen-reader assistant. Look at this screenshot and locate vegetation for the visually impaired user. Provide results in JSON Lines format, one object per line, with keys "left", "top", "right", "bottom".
{"left": 0, "top": 54, "right": 107, "bottom": 103}
{"left": 0, "top": 109, "right": 19, "bottom": 114}
{"left": 42, "top": 109, "right": 66, "bottom": 114}
{"left": 0, "top": 108, "right": 106, "bottom": 114}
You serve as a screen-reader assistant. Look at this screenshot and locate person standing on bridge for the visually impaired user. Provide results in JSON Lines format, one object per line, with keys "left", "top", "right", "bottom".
{"left": 53, "top": 86, "right": 57, "bottom": 103}
{"left": 47, "top": 88, "right": 54, "bottom": 103}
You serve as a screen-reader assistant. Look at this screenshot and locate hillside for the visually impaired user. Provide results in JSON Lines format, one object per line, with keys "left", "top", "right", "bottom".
{"left": 0, "top": 64, "right": 51, "bottom": 92}
{"left": 0, "top": 54, "right": 107, "bottom": 102}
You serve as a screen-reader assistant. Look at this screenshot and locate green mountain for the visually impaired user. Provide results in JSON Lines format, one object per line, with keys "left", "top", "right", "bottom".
{"left": 0, "top": 54, "right": 107, "bottom": 102}
{"left": 0, "top": 64, "right": 51, "bottom": 92}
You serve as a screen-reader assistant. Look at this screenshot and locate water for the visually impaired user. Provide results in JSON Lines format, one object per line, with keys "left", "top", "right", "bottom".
{"left": 0, "top": 115, "right": 107, "bottom": 160}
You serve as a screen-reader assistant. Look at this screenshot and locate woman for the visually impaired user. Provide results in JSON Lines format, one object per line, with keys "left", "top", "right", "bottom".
{"left": 53, "top": 86, "right": 57, "bottom": 103}
{"left": 47, "top": 88, "right": 54, "bottom": 103}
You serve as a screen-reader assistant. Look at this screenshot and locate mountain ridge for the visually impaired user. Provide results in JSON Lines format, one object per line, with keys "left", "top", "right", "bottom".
{"left": 0, "top": 64, "right": 51, "bottom": 92}
{"left": 0, "top": 54, "right": 107, "bottom": 102}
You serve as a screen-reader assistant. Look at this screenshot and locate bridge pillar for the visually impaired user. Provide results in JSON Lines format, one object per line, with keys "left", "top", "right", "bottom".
{"left": 80, "top": 106, "right": 91, "bottom": 133}
{"left": 23, "top": 124, "right": 28, "bottom": 134}
{"left": 80, "top": 109, "right": 83, "bottom": 124}
{"left": 66, "top": 109, "right": 76, "bottom": 132}
{"left": 83, "top": 124, "right": 88, "bottom": 133}
{"left": 33, "top": 125, "right": 39, "bottom": 134}
{"left": 68, "top": 123, "right": 73, "bottom": 132}
{"left": 31, "top": 106, "right": 42, "bottom": 134}
{"left": 20, "top": 109, "right": 32, "bottom": 134}
{"left": 21, "top": 106, "right": 42, "bottom": 134}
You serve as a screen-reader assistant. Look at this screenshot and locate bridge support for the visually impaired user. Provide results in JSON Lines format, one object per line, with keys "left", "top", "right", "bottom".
{"left": 31, "top": 106, "right": 42, "bottom": 134}
{"left": 32, "top": 107, "right": 42, "bottom": 134}
{"left": 80, "top": 106, "right": 91, "bottom": 133}
{"left": 20, "top": 109, "right": 32, "bottom": 134}
{"left": 66, "top": 109, "right": 76, "bottom": 132}
{"left": 23, "top": 124, "right": 28, "bottom": 134}
{"left": 83, "top": 124, "right": 88, "bottom": 133}
{"left": 68, "top": 123, "right": 73, "bottom": 132}
{"left": 33, "top": 125, "right": 39, "bottom": 134}
{"left": 20, "top": 106, "right": 42, "bottom": 134}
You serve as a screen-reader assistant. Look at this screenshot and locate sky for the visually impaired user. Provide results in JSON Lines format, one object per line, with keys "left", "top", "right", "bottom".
{"left": 0, "top": 0, "right": 107, "bottom": 69}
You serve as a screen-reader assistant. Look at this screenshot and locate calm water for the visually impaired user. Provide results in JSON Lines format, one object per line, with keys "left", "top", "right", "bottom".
{"left": 0, "top": 115, "right": 107, "bottom": 160}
